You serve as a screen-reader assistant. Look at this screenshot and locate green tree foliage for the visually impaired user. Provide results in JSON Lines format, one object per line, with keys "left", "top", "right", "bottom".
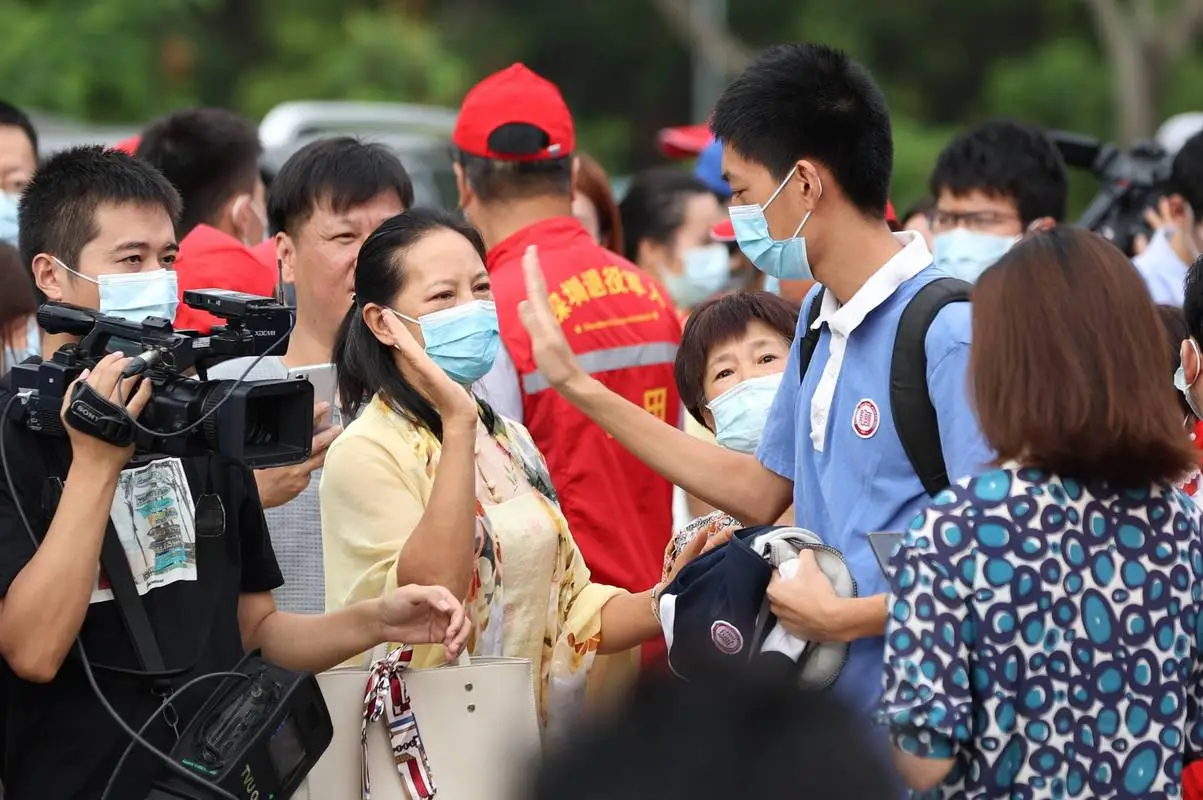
{"left": 2, "top": 0, "right": 1203, "bottom": 212}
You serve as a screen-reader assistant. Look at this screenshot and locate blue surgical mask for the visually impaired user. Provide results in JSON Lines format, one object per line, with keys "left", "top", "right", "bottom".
{"left": 395, "top": 299, "right": 500, "bottom": 385}
{"left": 932, "top": 229, "right": 1019, "bottom": 283}
{"left": 728, "top": 166, "right": 818, "bottom": 281}
{"left": 1176, "top": 339, "right": 1203, "bottom": 421}
{"left": 664, "top": 244, "right": 731, "bottom": 309}
{"left": 0, "top": 191, "right": 17, "bottom": 246}
{"left": 53, "top": 258, "right": 180, "bottom": 324}
{"left": 707, "top": 372, "right": 784, "bottom": 454}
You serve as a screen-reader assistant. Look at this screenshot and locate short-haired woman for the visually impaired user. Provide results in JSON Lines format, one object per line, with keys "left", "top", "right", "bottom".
{"left": 661, "top": 291, "right": 798, "bottom": 577}
{"left": 879, "top": 226, "right": 1203, "bottom": 797}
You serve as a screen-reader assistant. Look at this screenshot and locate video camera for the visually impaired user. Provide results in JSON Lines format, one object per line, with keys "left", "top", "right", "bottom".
{"left": 9, "top": 289, "right": 313, "bottom": 469}
{"left": 146, "top": 652, "right": 332, "bottom": 800}
{"left": 1050, "top": 130, "right": 1174, "bottom": 257}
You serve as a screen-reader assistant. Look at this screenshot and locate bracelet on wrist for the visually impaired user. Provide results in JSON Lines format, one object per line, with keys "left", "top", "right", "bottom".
{"left": 650, "top": 582, "right": 665, "bottom": 625}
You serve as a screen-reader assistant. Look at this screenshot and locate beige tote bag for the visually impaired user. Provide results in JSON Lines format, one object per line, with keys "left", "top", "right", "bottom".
{"left": 296, "top": 644, "right": 540, "bottom": 800}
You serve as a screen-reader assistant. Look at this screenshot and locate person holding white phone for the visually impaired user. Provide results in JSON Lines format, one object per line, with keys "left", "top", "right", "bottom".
{"left": 207, "top": 137, "right": 413, "bottom": 614}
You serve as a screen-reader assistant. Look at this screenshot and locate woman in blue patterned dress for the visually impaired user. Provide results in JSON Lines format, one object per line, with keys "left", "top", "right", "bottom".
{"left": 877, "top": 226, "right": 1203, "bottom": 799}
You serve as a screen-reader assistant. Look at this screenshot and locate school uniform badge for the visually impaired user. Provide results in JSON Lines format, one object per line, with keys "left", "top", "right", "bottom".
{"left": 710, "top": 620, "right": 744, "bottom": 655}
{"left": 852, "top": 398, "right": 880, "bottom": 439}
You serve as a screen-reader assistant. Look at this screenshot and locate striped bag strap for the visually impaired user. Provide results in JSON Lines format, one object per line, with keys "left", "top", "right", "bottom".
{"left": 361, "top": 645, "right": 438, "bottom": 799}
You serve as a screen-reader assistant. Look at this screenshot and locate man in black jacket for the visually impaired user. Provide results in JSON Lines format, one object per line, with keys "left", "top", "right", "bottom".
{"left": 0, "top": 145, "right": 467, "bottom": 799}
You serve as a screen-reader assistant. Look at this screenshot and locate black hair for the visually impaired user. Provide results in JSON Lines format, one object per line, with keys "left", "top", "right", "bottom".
{"left": 1168, "top": 131, "right": 1203, "bottom": 218}
{"left": 335, "top": 207, "right": 488, "bottom": 436}
{"left": 0, "top": 100, "right": 38, "bottom": 158}
{"left": 618, "top": 167, "right": 712, "bottom": 262}
{"left": 1185, "top": 255, "right": 1203, "bottom": 343}
{"left": 929, "top": 120, "right": 1069, "bottom": 225}
{"left": 457, "top": 151, "right": 573, "bottom": 204}
{"left": 19, "top": 146, "right": 182, "bottom": 303}
{"left": 531, "top": 660, "right": 897, "bottom": 800}
{"left": 710, "top": 43, "right": 893, "bottom": 218}
{"left": 269, "top": 137, "right": 414, "bottom": 237}
{"left": 136, "top": 107, "right": 262, "bottom": 237}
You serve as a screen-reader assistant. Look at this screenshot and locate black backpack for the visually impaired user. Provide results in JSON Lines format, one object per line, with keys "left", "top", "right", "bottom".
{"left": 797, "top": 277, "right": 972, "bottom": 497}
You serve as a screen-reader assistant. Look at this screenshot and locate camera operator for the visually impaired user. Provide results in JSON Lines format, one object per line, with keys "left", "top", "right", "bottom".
{"left": 1134, "top": 131, "right": 1203, "bottom": 306}
{"left": 0, "top": 145, "right": 468, "bottom": 800}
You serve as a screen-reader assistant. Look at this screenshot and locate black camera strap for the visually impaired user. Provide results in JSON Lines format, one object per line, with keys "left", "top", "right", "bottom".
{"left": 43, "top": 477, "right": 168, "bottom": 680}
{"left": 40, "top": 455, "right": 227, "bottom": 686}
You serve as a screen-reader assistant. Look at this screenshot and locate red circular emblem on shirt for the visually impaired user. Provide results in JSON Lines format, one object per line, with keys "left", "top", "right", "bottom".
{"left": 710, "top": 620, "right": 744, "bottom": 655}
{"left": 852, "top": 398, "right": 880, "bottom": 439}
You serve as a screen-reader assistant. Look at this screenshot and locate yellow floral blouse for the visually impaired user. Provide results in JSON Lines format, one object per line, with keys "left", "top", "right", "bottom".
{"left": 320, "top": 395, "right": 638, "bottom": 739}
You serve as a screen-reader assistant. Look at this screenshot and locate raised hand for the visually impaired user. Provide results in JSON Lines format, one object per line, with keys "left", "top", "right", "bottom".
{"left": 381, "top": 308, "right": 478, "bottom": 424}
{"left": 517, "top": 245, "right": 586, "bottom": 392}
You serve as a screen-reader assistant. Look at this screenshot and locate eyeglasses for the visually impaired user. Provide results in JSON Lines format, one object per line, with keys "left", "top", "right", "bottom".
{"left": 929, "top": 210, "right": 1020, "bottom": 234}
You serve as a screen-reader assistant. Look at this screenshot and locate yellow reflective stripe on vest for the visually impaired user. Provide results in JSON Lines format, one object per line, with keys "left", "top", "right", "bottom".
{"left": 521, "top": 342, "right": 678, "bottom": 395}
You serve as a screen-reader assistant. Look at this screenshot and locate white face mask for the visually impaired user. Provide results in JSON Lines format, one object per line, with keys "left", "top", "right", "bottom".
{"left": 1175, "top": 338, "right": 1203, "bottom": 421}
{"left": 707, "top": 372, "right": 784, "bottom": 454}
{"left": 53, "top": 258, "right": 180, "bottom": 324}
{"left": 235, "top": 196, "right": 270, "bottom": 247}
{"left": 663, "top": 244, "right": 731, "bottom": 309}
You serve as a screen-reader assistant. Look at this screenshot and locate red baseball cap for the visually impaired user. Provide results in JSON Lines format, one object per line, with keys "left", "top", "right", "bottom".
{"left": 657, "top": 123, "right": 712, "bottom": 159}
{"left": 711, "top": 218, "right": 735, "bottom": 243}
{"left": 453, "top": 63, "right": 574, "bottom": 162}
{"left": 114, "top": 135, "right": 141, "bottom": 156}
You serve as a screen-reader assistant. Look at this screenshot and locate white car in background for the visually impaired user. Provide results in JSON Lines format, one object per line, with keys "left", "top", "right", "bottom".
{"left": 257, "top": 101, "right": 459, "bottom": 210}
{"left": 27, "top": 101, "right": 461, "bottom": 211}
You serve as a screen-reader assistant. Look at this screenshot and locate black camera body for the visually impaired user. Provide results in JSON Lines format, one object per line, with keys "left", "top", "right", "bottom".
{"left": 146, "top": 652, "right": 333, "bottom": 800}
{"left": 9, "top": 290, "right": 313, "bottom": 469}
{"left": 1051, "top": 130, "right": 1174, "bottom": 257}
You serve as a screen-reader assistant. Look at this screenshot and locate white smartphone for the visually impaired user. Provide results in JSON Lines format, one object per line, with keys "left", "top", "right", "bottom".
{"left": 286, "top": 363, "right": 337, "bottom": 431}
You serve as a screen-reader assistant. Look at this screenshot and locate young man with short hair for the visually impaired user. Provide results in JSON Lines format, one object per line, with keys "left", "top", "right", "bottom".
{"left": 207, "top": 137, "right": 413, "bottom": 613}
{"left": 1136, "top": 131, "right": 1203, "bottom": 306}
{"left": 928, "top": 120, "right": 1067, "bottom": 282}
{"left": 137, "top": 108, "right": 276, "bottom": 332}
{"left": 1, "top": 145, "right": 464, "bottom": 799}
{"left": 462, "top": 65, "right": 683, "bottom": 619}
{"left": 518, "top": 43, "right": 991, "bottom": 718}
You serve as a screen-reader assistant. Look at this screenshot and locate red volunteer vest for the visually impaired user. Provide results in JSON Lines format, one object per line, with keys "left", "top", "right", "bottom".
{"left": 488, "top": 218, "right": 682, "bottom": 603}
{"left": 173, "top": 225, "right": 277, "bottom": 334}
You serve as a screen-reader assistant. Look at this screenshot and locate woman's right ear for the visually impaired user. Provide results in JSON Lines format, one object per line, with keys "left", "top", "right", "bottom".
{"left": 361, "top": 304, "right": 393, "bottom": 347}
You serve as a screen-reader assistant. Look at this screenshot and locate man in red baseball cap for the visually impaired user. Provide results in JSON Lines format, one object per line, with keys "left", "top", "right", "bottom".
{"left": 457, "top": 64, "right": 682, "bottom": 659}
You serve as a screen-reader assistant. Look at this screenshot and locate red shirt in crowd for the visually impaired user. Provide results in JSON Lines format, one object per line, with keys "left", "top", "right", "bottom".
{"left": 487, "top": 217, "right": 682, "bottom": 612}
{"left": 172, "top": 225, "right": 277, "bottom": 333}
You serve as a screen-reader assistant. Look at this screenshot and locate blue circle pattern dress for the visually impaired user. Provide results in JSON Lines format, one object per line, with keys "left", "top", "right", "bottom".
{"left": 876, "top": 465, "right": 1203, "bottom": 799}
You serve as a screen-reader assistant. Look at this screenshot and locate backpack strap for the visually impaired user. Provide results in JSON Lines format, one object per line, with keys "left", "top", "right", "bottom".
{"left": 890, "top": 277, "right": 972, "bottom": 497}
{"left": 797, "top": 288, "right": 826, "bottom": 383}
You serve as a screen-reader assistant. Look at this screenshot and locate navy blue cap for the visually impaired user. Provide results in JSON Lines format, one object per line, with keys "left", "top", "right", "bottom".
{"left": 660, "top": 526, "right": 776, "bottom": 676}
{"left": 660, "top": 525, "right": 854, "bottom": 689}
